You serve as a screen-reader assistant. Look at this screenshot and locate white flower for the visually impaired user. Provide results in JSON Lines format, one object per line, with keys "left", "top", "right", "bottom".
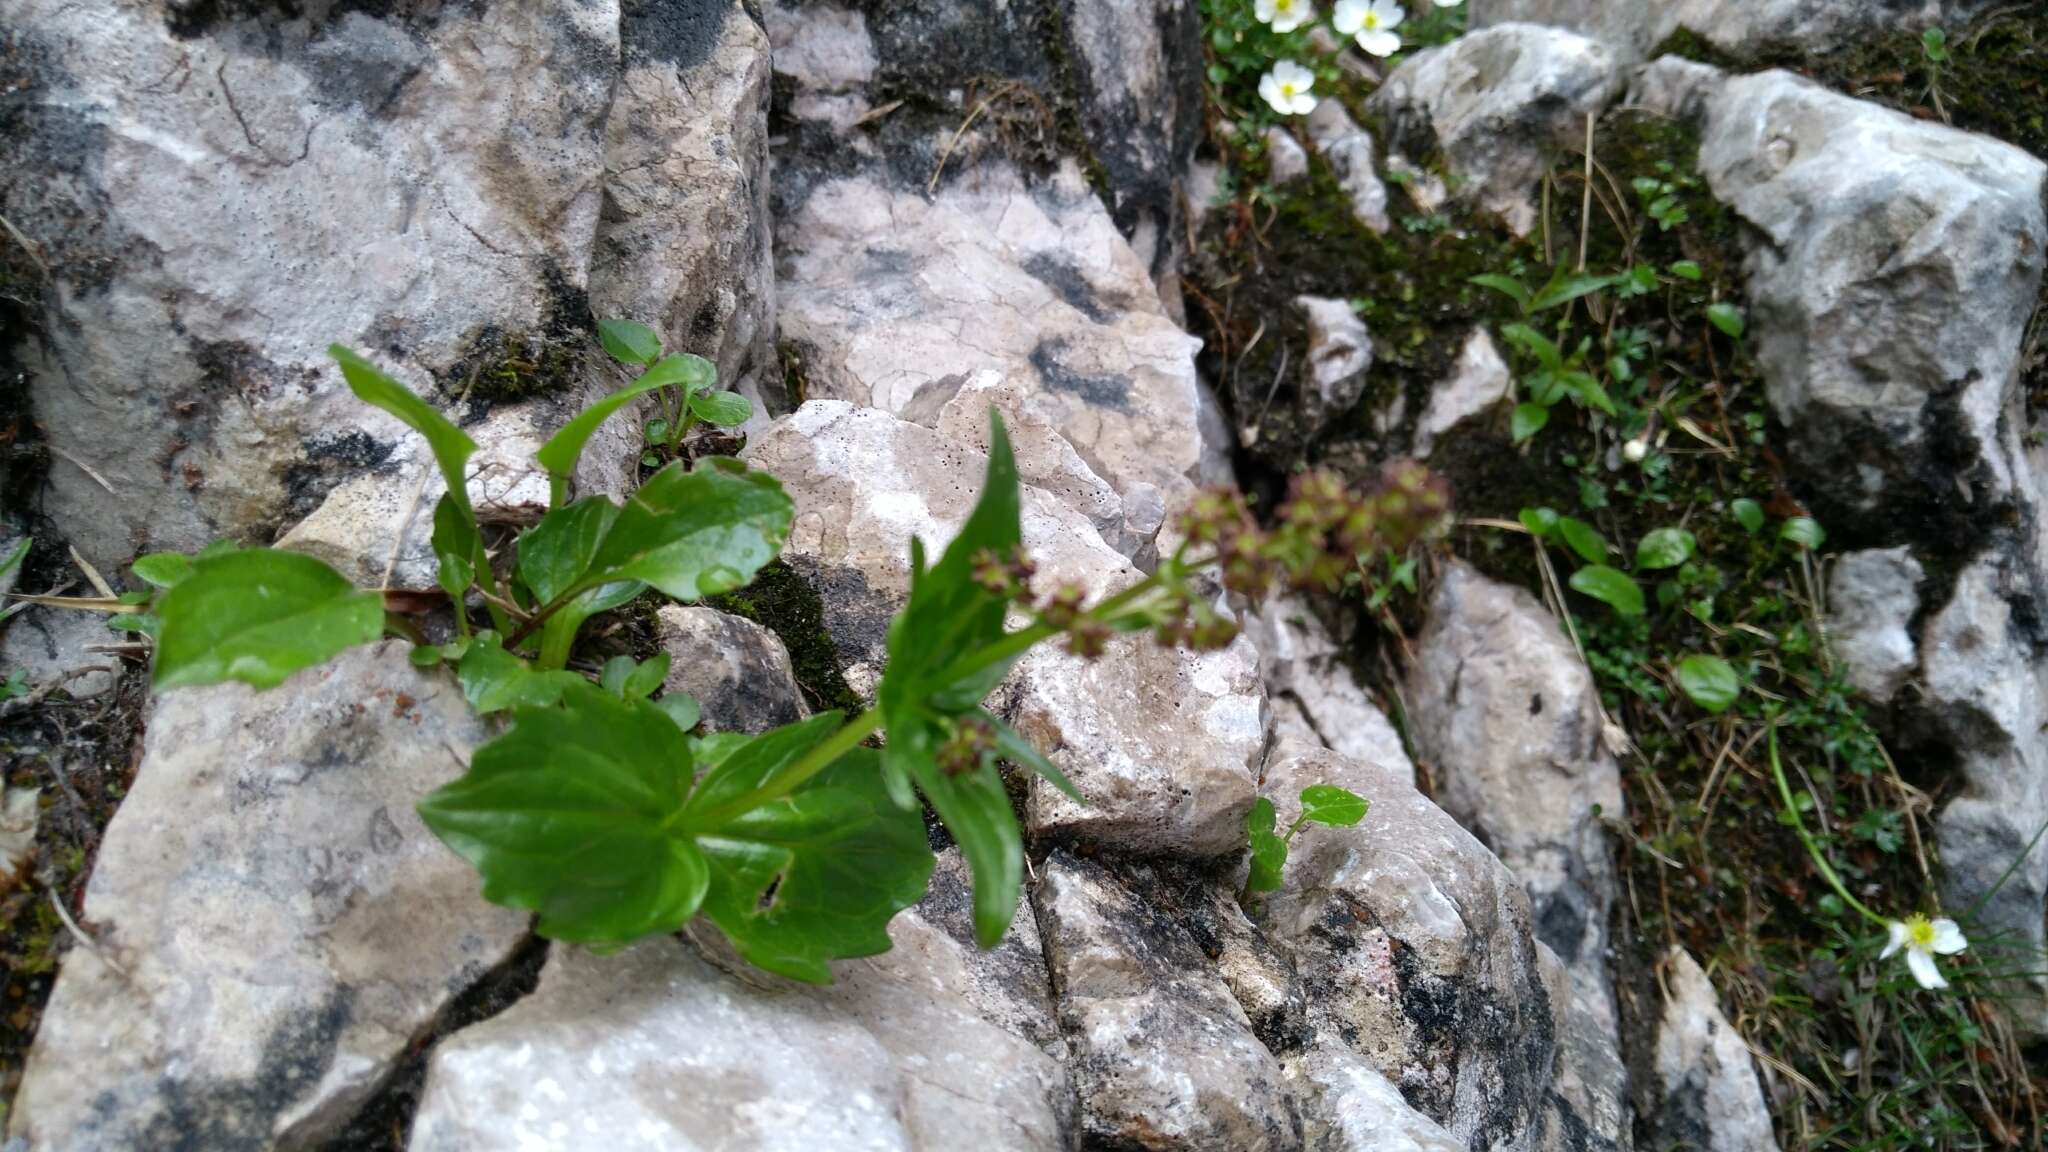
{"left": 1255, "top": 0, "right": 1317, "bottom": 33}
{"left": 1335, "top": 0, "right": 1406, "bottom": 56}
{"left": 1622, "top": 436, "right": 1649, "bottom": 463}
{"left": 1881, "top": 915, "right": 1967, "bottom": 990}
{"left": 1259, "top": 60, "right": 1319, "bottom": 116}
{"left": 1433, "top": 0, "right": 1463, "bottom": 6}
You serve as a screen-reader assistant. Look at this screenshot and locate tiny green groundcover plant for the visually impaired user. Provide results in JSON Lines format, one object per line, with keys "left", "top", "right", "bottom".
{"left": 34, "top": 325, "right": 1449, "bottom": 981}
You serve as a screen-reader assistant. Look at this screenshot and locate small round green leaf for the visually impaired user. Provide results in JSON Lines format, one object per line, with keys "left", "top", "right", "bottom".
{"left": 130, "top": 551, "right": 193, "bottom": 590}
{"left": 1558, "top": 517, "right": 1607, "bottom": 565}
{"left": 1635, "top": 527, "right": 1696, "bottom": 570}
{"left": 1730, "top": 498, "right": 1764, "bottom": 535}
{"left": 1568, "top": 565, "right": 1645, "bottom": 616}
{"left": 1706, "top": 302, "right": 1746, "bottom": 339}
{"left": 688, "top": 390, "right": 754, "bottom": 428}
{"left": 1780, "top": 517, "right": 1826, "bottom": 550}
{"left": 1299, "top": 784, "right": 1369, "bottom": 827}
{"left": 598, "top": 318, "right": 663, "bottom": 367}
{"left": 1510, "top": 402, "right": 1550, "bottom": 444}
{"left": 1675, "top": 654, "right": 1741, "bottom": 714}
{"left": 1668, "top": 260, "right": 1703, "bottom": 281}
{"left": 1519, "top": 506, "right": 1560, "bottom": 538}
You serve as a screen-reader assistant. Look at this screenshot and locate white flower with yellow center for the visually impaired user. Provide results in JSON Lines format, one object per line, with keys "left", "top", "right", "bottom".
{"left": 1255, "top": 0, "right": 1316, "bottom": 33}
{"left": 1259, "top": 60, "right": 1319, "bottom": 116}
{"left": 1335, "top": 0, "right": 1407, "bottom": 56}
{"left": 1881, "top": 915, "right": 1967, "bottom": 990}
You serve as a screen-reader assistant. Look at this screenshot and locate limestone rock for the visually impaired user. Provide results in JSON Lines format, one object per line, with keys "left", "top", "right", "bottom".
{"left": 8, "top": 643, "right": 528, "bottom": 1149}
{"left": 1471, "top": 0, "right": 1990, "bottom": 61}
{"left": 411, "top": 849, "right": 1071, "bottom": 1152}
{"left": 1305, "top": 101, "right": 1390, "bottom": 233}
{"left": 1648, "top": 948, "right": 1779, "bottom": 1152}
{"left": 1033, "top": 852, "right": 1301, "bottom": 1151}
{"left": 1249, "top": 595, "right": 1413, "bottom": 779}
{"left": 0, "top": 607, "right": 123, "bottom": 700}
{"left": 1296, "top": 296, "right": 1375, "bottom": 440}
{"left": 1372, "top": 24, "right": 1622, "bottom": 235}
{"left": 1267, "top": 126, "right": 1312, "bottom": 186}
{"left": 656, "top": 606, "right": 807, "bottom": 734}
{"left": 0, "top": 787, "right": 38, "bottom": 890}
{"left": 591, "top": 0, "right": 778, "bottom": 415}
{"left": 775, "top": 162, "right": 1206, "bottom": 535}
{"left": 1285, "top": 1038, "right": 1465, "bottom": 1152}
{"left": 1407, "top": 562, "right": 1623, "bottom": 988}
{"left": 1414, "top": 330, "right": 1512, "bottom": 459}
{"left": 1259, "top": 742, "right": 1560, "bottom": 1150}
{"left": 1692, "top": 69, "right": 2047, "bottom": 539}
{"left": 8, "top": 0, "right": 624, "bottom": 570}
{"left": 1826, "top": 548, "right": 1923, "bottom": 704}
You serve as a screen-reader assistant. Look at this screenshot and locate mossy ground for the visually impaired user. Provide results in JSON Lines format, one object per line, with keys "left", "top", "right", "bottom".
{"left": 1188, "top": 12, "right": 2048, "bottom": 1147}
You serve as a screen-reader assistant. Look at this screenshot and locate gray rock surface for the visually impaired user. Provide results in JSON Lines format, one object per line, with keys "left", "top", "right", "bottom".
{"left": 1649, "top": 949, "right": 1779, "bottom": 1152}
{"left": 1826, "top": 548, "right": 1923, "bottom": 704}
{"left": 656, "top": 605, "right": 808, "bottom": 734}
{"left": 0, "top": 787, "right": 38, "bottom": 889}
{"left": 411, "top": 849, "right": 1071, "bottom": 1152}
{"left": 746, "top": 401, "right": 1267, "bottom": 858}
{"left": 1267, "top": 125, "right": 1312, "bottom": 186}
{"left": 1285, "top": 1039, "right": 1465, "bottom": 1152}
{"left": 1259, "top": 742, "right": 1561, "bottom": 1151}
{"left": 590, "top": 0, "right": 777, "bottom": 413}
{"left": 1692, "top": 70, "right": 2047, "bottom": 538}
{"left": 1372, "top": 25, "right": 1622, "bottom": 235}
{"left": 1296, "top": 296, "right": 1376, "bottom": 441}
{"left": 1414, "top": 330, "right": 1512, "bottom": 459}
{"left": 1471, "top": 0, "right": 1989, "bottom": 61}
{"left": 8, "top": 643, "right": 528, "bottom": 1149}
{"left": 7, "top": 0, "right": 651, "bottom": 570}
{"left": 1033, "top": 852, "right": 1301, "bottom": 1151}
{"left": 1250, "top": 595, "right": 1414, "bottom": 778}
{"left": 0, "top": 607, "right": 123, "bottom": 700}
{"left": 1305, "top": 101, "right": 1390, "bottom": 233}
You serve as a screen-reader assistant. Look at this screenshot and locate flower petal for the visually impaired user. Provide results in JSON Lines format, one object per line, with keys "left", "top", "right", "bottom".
{"left": 1289, "top": 93, "right": 1319, "bottom": 115}
{"left": 1905, "top": 946, "right": 1948, "bottom": 991}
{"left": 1372, "top": 0, "right": 1407, "bottom": 29}
{"left": 1333, "top": 0, "right": 1367, "bottom": 33}
{"left": 1930, "top": 919, "right": 1968, "bottom": 955}
{"left": 1880, "top": 920, "right": 1908, "bottom": 960}
{"left": 1357, "top": 28, "right": 1403, "bottom": 56}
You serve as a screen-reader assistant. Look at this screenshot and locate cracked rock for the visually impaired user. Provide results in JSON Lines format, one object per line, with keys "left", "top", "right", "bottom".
{"left": 1648, "top": 948, "right": 1779, "bottom": 1152}
{"left": 1295, "top": 296, "right": 1375, "bottom": 441}
{"left": 1305, "top": 101, "right": 1390, "bottom": 233}
{"left": 656, "top": 605, "right": 808, "bottom": 734}
{"left": 1825, "top": 548, "right": 1922, "bottom": 705}
{"left": 8, "top": 643, "right": 528, "bottom": 1150}
{"left": 1471, "top": 0, "right": 1992, "bottom": 61}
{"left": 1249, "top": 595, "right": 1413, "bottom": 779}
{"left": 1033, "top": 851, "right": 1301, "bottom": 1151}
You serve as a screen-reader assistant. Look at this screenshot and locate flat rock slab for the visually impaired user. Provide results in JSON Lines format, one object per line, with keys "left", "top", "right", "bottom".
{"left": 409, "top": 850, "right": 1071, "bottom": 1152}
{"left": 8, "top": 643, "right": 528, "bottom": 1150}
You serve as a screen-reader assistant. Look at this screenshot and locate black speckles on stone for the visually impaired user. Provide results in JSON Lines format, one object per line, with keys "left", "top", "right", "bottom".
{"left": 620, "top": 0, "right": 731, "bottom": 72}
{"left": 281, "top": 429, "right": 399, "bottom": 525}
{"left": 1029, "top": 338, "right": 1131, "bottom": 413}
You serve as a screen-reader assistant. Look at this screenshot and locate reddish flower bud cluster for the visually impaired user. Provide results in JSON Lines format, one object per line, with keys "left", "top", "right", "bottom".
{"left": 972, "top": 547, "right": 1037, "bottom": 599}
{"left": 1173, "top": 463, "right": 1451, "bottom": 598}
{"left": 934, "top": 715, "right": 997, "bottom": 776}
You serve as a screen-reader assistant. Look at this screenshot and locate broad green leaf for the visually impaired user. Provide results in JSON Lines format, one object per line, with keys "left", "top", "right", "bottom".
{"left": 419, "top": 682, "right": 710, "bottom": 946}
{"left": 1676, "top": 653, "right": 1741, "bottom": 714}
{"left": 688, "top": 390, "right": 753, "bottom": 428}
{"left": 1468, "top": 274, "right": 1532, "bottom": 312}
{"left": 1706, "top": 302, "right": 1746, "bottom": 339}
{"left": 534, "top": 355, "right": 712, "bottom": 481}
{"left": 1531, "top": 270, "right": 1616, "bottom": 312}
{"left": 1499, "top": 323, "right": 1564, "bottom": 373}
{"left": 331, "top": 346, "right": 478, "bottom": 519}
{"left": 1635, "top": 527, "right": 1696, "bottom": 570}
{"left": 409, "top": 644, "right": 443, "bottom": 668}
{"left": 433, "top": 493, "right": 480, "bottom": 574}
{"left": 1567, "top": 372, "right": 1617, "bottom": 416}
{"left": 1299, "top": 784, "right": 1369, "bottom": 827}
{"left": 1669, "top": 260, "right": 1703, "bottom": 281}
{"left": 886, "top": 713, "right": 1021, "bottom": 947}
{"left": 880, "top": 411, "right": 1023, "bottom": 713}
{"left": 697, "top": 748, "right": 934, "bottom": 983}
{"left": 458, "top": 634, "right": 585, "bottom": 714}
{"left": 655, "top": 693, "right": 701, "bottom": 733}
{"left": 153, "top": 549, "right": 385, "bottom": 690}
{"left": 1558, "top": 517, "right": 1607, "bottom": 564}
{"left": 130, "top": 551, "right": 191, "bottom": 590}
{"left": 437, "top": 552, "right": 474, "bottom": 606}
{"left": 535, "top": 579, "right": 647, "bottom": 670}
{"left": 598, "top": 318, "right": 663, "bottom": 367}
{"left": 1568, "top": 565, "right": 1645, "bottom": 616}
{"left": 679, "top": 711, "right": 847, "bottom": 822}
{"left": 518, "top": 497, "right": 621, "bottom": 606}
{"left": 1781, "top": 517, "right": 1826, "bottom": 550}
{"left": 600, "top": 653, "right": 671, "bottom": 701}
{"left": 582, "top": 459, "right": 792, "bottom": 602}
{"left": 1519, "top": 506, "right": 1560, "bottom": 538}
{"left": 1245, "top": 797, "right": 1287, "bottom": 894}
{"left": 1510, "top": 403, "right": 1550, "bottom": 443}
{"left": 1731, "top": 498, "right": 1765, "bottom": 535}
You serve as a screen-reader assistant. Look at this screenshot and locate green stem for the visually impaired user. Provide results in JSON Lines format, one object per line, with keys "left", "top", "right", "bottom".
{"left": 548, "top": 474, "right": 570, "bottom": 511}
{"left": 680, "top": 707, "right": 885, "bottom": 829}
{"left": 1768, "top": 727, "right": 1887, "bottom": 928}
{"left": 930, "top": 572, "right": 1179, "bottom": 688}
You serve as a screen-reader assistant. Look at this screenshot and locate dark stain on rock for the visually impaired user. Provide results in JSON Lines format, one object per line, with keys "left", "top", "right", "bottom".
{"left": 707, "top": 557, "right": 873, "bottom": 717}
{"left": 280, "top": 429, "right": 399, "bottom": 525}
{"left": 1021, "top": 251, "right": 1111, "bottom": 323}
{"left": 1029, "top": 338, "right": 1131, "bottom": 412}
{"left": 81, "top": 989, "right": 354, "bottom": 1152}
{"left": 621, "top": 0, "right": 731, "bottom": 72}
